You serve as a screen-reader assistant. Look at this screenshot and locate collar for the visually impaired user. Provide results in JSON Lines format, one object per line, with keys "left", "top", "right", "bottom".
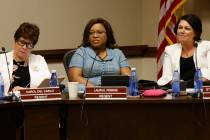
{"left": 85, "top": 46, "right": 114, "bottom": 61}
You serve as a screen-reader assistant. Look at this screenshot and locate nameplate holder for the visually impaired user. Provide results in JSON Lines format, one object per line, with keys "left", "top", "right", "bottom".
{"left": 203, "top": 86, "right": 210, "bottom": 97}
{"left": 19, "top": 87, "right": 61, "bottom": 100}
{"left": 85, "top": 86, "right": 127, "bottom": 100}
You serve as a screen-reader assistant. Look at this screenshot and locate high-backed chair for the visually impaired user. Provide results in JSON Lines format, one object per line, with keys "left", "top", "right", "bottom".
{"left": 63, "top": 50, "right": 76, "bottom": 81}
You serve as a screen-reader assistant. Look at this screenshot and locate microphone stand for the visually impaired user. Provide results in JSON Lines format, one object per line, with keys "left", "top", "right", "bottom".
{"left": 194, "top": 42, "right": 207, "bottom": 125}
{"left": 1, "top": 47, "right": 20, "bottom": 101}
{"left": 194, "top": 41, "right": 202, "bottom": 97}
{"left": 80, "top": 51, "right": 99, "bottom": 127}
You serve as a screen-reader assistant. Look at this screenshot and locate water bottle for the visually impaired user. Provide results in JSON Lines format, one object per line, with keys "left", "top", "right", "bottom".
{"left": 49, "top": 70, "right": 59, "bottom": 87}
{"left": 193, "top": 68, "right": 203, "bottom": 98}
{"left": 171, "top": 70, "right": 180, "bottom": 97}
{"left": 128, "top": 67, "right": 139, "bottom": 96}
{"left": 0, "top": 72, "right": 5, "bottom": 97}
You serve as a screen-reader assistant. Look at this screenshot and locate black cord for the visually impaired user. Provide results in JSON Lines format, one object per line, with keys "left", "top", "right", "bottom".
{"left": 194, "top": 43, "right": 208, "bottom": 126}
{"left": 80, "top": 52, "right": 98, "bottom": 127}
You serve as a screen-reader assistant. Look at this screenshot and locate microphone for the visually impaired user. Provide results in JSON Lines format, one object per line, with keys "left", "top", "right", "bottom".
{"left": 80, "top": 50, "right": 99, "bottom": 127}
{"left": 194, "top": 41, "right": 198, "bottom": 69}
{"left": 192, "top": 41, "right": 203, "bottom": 98}
{"left": 1, "top": 47, "right": 20, "bottom": 101}
{"left": 83, "top": 51, "right": 99, "bottom": 96}
{"left": 193, "top": 41, "right": 208, "bottom": 124}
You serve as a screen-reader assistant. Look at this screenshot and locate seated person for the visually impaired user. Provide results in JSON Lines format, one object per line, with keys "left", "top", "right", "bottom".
{"left": 157, "top": 14, "right": 210, "bottom": 87}
{"left": 69, "top": 18, "right": 131, "bottom": 86}
{"left": 0, "top": 22, "right": 51, "bottom": 94}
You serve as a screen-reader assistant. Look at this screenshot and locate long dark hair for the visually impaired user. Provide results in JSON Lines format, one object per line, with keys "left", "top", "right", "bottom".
{"left": 82, "top": 18, "right": 117, "bottom": 48}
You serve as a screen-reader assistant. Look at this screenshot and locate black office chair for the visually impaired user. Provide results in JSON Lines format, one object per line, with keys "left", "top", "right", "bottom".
{"left": 63, "top": 50, "right": 76, "bottom": 81}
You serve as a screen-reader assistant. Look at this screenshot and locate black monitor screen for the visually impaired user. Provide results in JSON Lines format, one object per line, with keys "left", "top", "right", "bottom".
{"left": 101, "top": 75, "right": 129, "bottom": 87}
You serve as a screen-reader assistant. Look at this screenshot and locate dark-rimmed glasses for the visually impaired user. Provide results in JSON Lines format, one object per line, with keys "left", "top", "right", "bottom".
{"left": 89, "top": 30, "right": 106, "bottom": 36}
{"left": 17, "top": 39, "right": 34, "bottom": 49}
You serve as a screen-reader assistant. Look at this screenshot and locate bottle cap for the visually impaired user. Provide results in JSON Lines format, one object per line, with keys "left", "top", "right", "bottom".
{"left": 51, "top": 70, "right": 56, "bottom": 73}
{"left": 131, "top": 67, "right": 136, "bottom": 71}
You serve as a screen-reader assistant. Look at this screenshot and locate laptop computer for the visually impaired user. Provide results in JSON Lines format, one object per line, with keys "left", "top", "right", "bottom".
{"left": 101, "top": 75, "right": 129, "bottom": 87}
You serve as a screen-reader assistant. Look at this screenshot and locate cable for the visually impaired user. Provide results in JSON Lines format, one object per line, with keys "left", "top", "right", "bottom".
{"left": 194, "top": 42, "right": 208, "bottom": 127}
{"left": 80, "top": 51, "right": 98, "bottom": 127}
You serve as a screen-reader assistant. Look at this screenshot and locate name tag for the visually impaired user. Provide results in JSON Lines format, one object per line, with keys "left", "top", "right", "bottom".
{"left": 19, "top": 87, "right": 61, "bottom": 100}
{"left": 85, "top": 86, "right": 127, "bottom": 100}
{"left": 203, "top": 86, "right": 210, "bottom": 97}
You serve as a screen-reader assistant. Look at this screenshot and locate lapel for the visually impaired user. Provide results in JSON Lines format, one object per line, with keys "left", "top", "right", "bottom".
{"left": 173, "top": 44, "right": 182, "bottom": 72}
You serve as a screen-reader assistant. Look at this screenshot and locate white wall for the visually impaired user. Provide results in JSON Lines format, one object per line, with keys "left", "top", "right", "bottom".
{"left": 0, "top": 0, "right": 143, "bottom": 50}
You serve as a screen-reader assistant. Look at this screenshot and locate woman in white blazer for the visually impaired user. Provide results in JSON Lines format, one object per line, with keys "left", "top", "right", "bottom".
{"left": 157, "top": 14, "right": 210, "bottom": 86}
{"left": 0, "top": 22, "right": 51, "bottom": 95}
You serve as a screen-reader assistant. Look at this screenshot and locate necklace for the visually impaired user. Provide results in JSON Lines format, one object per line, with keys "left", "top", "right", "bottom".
{"left": 13, "top": 53, "right": 28, "bottom": 67}
{"left": 98, "top": 52, "right": 108, "bottom": 60}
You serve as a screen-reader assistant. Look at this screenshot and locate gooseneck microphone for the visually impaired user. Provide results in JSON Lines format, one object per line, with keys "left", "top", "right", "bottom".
{"left": 193, "top": 41, "right": 202, "bottom": 95}
{"left": 194, "top": 41, "right": 198, "bottom": 69}
{"left": 83, "top": 51, "right": 99, "bottom": 96}
{"left": 80, "top": 50, "right": 99, "bottom": 127}
{"left": 1, "top": 47, "right": 20, "bottom": 101}
{"left": 193, "top": 41, "right": 208, "bottom": 124}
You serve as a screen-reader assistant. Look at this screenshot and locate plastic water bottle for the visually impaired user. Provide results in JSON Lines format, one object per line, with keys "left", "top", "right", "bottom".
{"left": 171, "top": 70, "right": 180, "bottom": 97}
{"left": 0, "top": 72, "right": 5, "bottom": 97}
{"left": 193, "top": 68, "right": 203, "bottom": 98}
{"left": 49, "top": 70, "right": 59, "bottom": 87}
{"left": 129, "top": 67, "right": 139, "bottom": 96}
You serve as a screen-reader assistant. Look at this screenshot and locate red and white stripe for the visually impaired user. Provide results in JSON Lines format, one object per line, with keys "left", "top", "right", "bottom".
{"left": 157, "top": 0, "right": 186, "bottom": 79}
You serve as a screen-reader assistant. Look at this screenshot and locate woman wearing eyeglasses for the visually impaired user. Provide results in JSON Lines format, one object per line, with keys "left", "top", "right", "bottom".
{"left": 0, "top": 22, "right": 51, "bottom": 94}
{"left": 69, "top": 18, "right": 131, "bottom": 86}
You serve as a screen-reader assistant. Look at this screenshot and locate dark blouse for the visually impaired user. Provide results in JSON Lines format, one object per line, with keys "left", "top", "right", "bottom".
{"left": 180, "top": 56, "right": 195, "bottom": 81}
{"left": 10, "top": 60, "right": 30, "bottom": 89}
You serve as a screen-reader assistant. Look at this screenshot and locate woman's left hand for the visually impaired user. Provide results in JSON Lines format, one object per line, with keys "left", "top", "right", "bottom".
{"left": 12, "top": 86, "right": 26, "bottom": 92}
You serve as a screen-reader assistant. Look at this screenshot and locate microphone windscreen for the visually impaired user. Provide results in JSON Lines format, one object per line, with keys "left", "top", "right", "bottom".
{"left": 194, "top": 41, "right": 198, "bottom": 48}
{"left": 1, "top": 47, "right": 6, "bottom": 52}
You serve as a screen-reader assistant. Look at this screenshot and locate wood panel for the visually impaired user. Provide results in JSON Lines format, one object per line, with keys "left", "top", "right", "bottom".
{"left": 32, "top": 45, "right": 156, "bottom": 63}
{"left": 65, "top": 95, "right": 210, "bottom": 140}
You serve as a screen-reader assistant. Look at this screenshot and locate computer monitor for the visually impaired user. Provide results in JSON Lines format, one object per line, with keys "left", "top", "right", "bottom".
{"left": 101, "top": 75, "right": 129, "bottom": 87}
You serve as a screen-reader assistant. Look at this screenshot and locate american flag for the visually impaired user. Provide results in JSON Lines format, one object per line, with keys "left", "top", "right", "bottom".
{"left": 157, "top": 0, "right": 186, "bottom": 79}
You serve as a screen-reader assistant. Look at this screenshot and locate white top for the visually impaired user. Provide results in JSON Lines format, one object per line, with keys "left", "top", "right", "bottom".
{"left": 157, "top": 40, "right": 210, "bottom": 86}
{"left": 0, "top": 51, "right": 51, "bottom": 95}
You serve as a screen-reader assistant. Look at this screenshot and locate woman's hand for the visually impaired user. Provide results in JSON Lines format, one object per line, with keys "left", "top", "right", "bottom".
{"left": 69, "top": 67, "right": 95, "bottom": 86}
{"left": 202, "top": 77, "right": 210, "bottom": 82}
{"left": 12, "top": 86, "right": 26, "bottom": 92}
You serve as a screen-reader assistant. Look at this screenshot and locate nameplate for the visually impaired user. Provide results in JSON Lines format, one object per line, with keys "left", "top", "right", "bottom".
{"left": 19, "top": 87, "right": 61, "bottom": 100}
{"left": 85, "top": 86, "right": 127, "bottom": 100}
{"left": 202, "top": 86, "right": 210, "bottom": 97}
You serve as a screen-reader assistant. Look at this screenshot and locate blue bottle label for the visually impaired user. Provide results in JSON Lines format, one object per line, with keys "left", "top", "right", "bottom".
{"left": 172, "top": 81, "right": 180, "bottom": 97}
{"left": 0, "top": 85, "right": 4, "bottom": 97}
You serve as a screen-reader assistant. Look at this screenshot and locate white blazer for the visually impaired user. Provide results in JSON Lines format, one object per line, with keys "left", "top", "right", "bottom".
{"left": 0, "top": 51, "right": 51, "bottom": 95}
{"left": 157, "top": 40, "right": 210, "bottom": 86}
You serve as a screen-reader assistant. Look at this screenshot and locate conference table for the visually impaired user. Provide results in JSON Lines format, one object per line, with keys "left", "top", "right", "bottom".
{"left": 0, "top": 101, "right": 22, "bottom": 140}
{"left": 1, "top": 94, "right": 210, "bottom": 140}
{"left": 0, "top": 100, "right": 62, "bottom": 140}
{"left": 65, "top": 94, "right": 210, "bottom": 140}
{"left": 22, "top": 100, "right": 62, "bottom": 140}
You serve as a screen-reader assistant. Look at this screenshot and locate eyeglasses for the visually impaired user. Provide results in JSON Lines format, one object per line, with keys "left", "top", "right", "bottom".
{"left": 17, "top": 39, "right": 34, "bottom": 49}
{"left": 89, "top": 30, "right": 106, "bottom": 36}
